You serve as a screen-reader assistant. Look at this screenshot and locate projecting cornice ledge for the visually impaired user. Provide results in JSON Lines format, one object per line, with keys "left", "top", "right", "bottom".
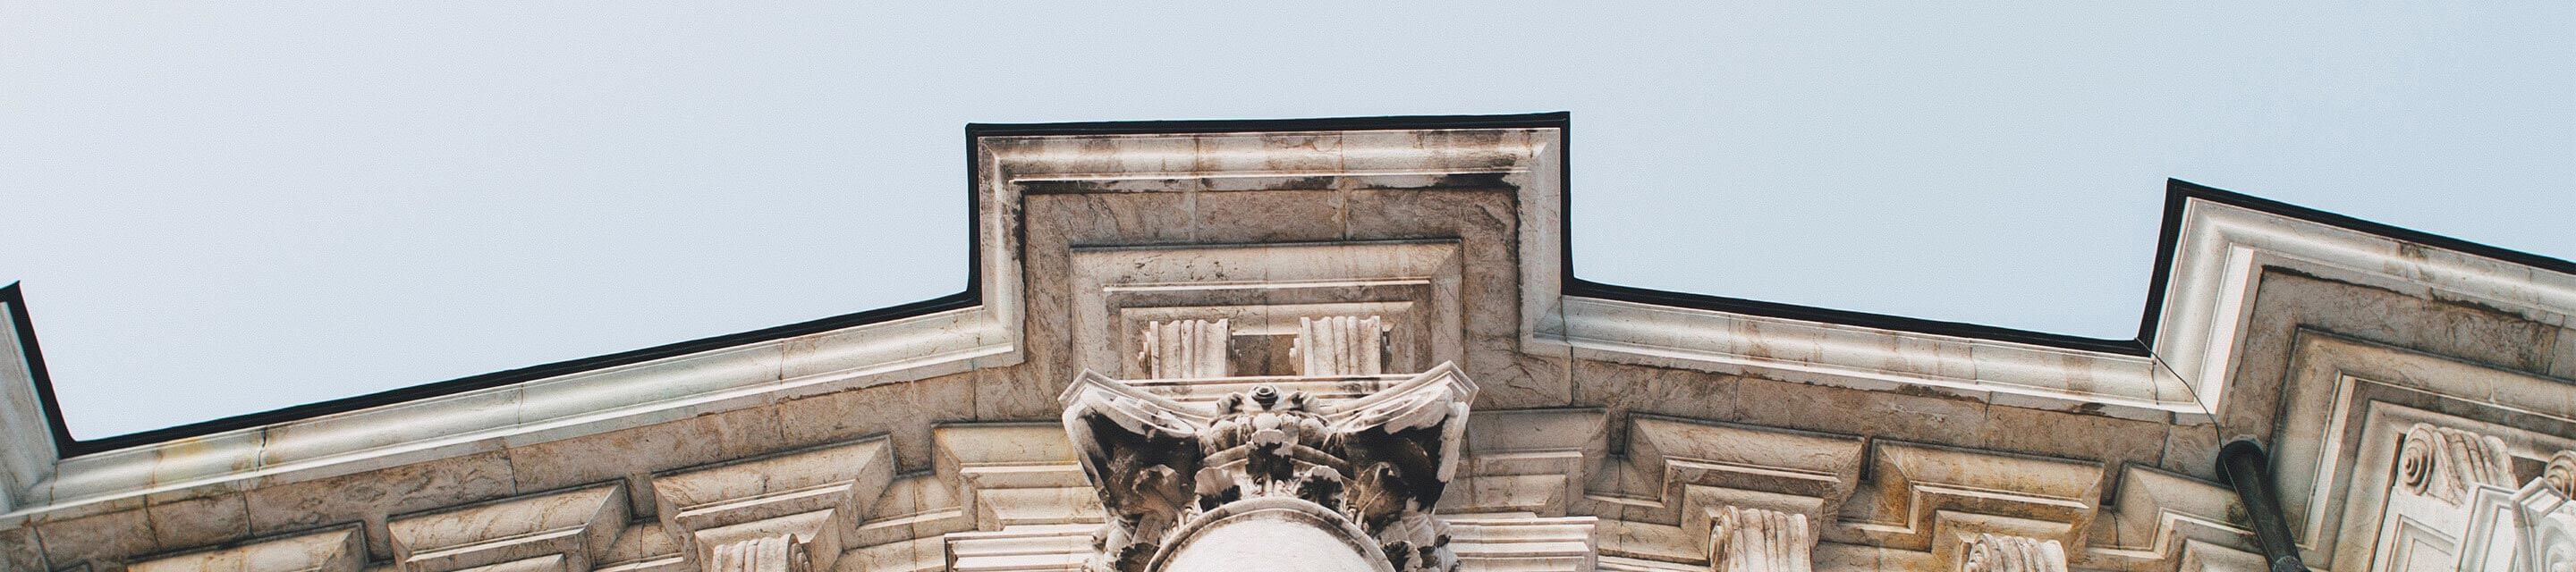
{"left": 1525, "top": 181, "right": 2576, "bottom": 428}
{"left": 1533, "top": 297, "right": 2198, "bottom": 423}
{"left": 2146, "top": 181, "right": 2576, "bottom": 420}
{"left": 0, "top": 303, "right": 1019, "bottom": 523}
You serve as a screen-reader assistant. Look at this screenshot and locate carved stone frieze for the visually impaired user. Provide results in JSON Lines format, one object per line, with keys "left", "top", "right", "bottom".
{"left": 1061, "top": 363, "right": 1477, "bottom": 572}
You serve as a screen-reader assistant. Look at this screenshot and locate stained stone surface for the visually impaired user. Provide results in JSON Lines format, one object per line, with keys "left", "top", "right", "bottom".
{"left": 3, "top": 121, "right": 2574, "bottom": 572}
{"left": 1157, "top": 516, "right": 1383, "bottom": 572}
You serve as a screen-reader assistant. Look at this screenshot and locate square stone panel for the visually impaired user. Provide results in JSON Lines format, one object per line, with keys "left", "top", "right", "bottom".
{"left": 1734, "top": 375, "right": 1989, "bottom": 447}
{"left": 504, "top": 405, "right": 783, "bottom": 509}
{"left": 0, "top": 526, "right": 42, "bottom": 572}
{"left": 775, "top": 370, "right": 979, "bottom": 471}
{"left": 146, "top": 492, "right": 251, "bottom": 553}
{"left": 1468, "top": 335, "right": 1572, "bottom": 409}
{"left": 242, "top": 449, "right": 516, "bottom": 552}
{"left": 1572, "top": 359, "right": 1741, "bottom": 441}
{"left": 2223, "top": 269, "right": 2563, "bottom": 445}
{"left": 1024, "top": 192, "right": 1194, "bottom": 247}
{"left": 1980, "top": 405, "right": 2169, "bottom": 500}
{"left": 35, "top": 508, "right": 153, "bottom": 570}
{"left": 1190, "top": 189, "right": 1345, "bottom": 244}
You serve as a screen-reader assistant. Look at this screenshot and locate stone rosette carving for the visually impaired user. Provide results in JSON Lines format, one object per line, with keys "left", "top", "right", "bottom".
{"left": 1710, "top": 506, "right": 1813, "bottom": 572}
{"left": 1958, "top": 534, "right": 2067, "bottom": 572}
{"left": 2397, "top": 423, "right": 2517, "bottom": 503}
{"left": 1061, "top": 362, "right": 1478, "bottom": 572}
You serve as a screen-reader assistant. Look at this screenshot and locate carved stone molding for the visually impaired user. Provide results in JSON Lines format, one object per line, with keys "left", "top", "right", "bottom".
{"left": 2080, "top": 465, "right": 2258, "bottom": 569}
{"left": 1606, "top": 416, "right": 1863, "bottom": 548}
{"left": 1061, "top": 363, "right": 1478, "bottom": 572}
{"left": 2505, "top": 479, "right": 2576, "bottom": 572}
{"left": 2270, "top": 334, "right": 2576, "bottom": 572}
{"left": 385, "top": 483, "right": 628, "bottom": 572}
{"left": 2395, "top": 424, "right": 2515, "bottom": 504}
{"left": 707, "top": 535, "right": 800, "bottom": 572}
{"left": 128, "top": 526, "right": 366, "bottom": 572}
{"left": 1956, "top": 534, "right": 2065, "bottom": 572}
{"left": 1296, "top": 315, "right": 1388, "bottom": 376}
{"left": 1708, "top": 507, "right": 1810, "bottom": 572}
{"left": 1840, "top": 442, "right": 2100, "bottom": 553}
{"left": 649, "top": 439, "right": 894, "bottom": 572}
{"left": 2545, "top": 450, "right": 2576, "bottom": 499}
{"left": 1139, "top": 320, "right": 1230, "bottom": 380}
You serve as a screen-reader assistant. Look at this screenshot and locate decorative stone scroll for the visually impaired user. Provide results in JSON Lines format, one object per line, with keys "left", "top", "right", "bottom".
{"left": 1140, "top": 319, "right": 1231, "bottom": 379}
{"left": 1061, "top": 363, "right": 1478, "bottom": 572}
{"left": 1295, "top": 315, "right": 1387, "bottom": 376}
{"left": 2396, "top": 423, "right": 2516, "bottom": 503}
{"left": 1709, "top": 506, "right": 1812, "bottom": 572}
{"left": 1958, "top": 534, "right": 2068, "bottom": 572}
{"left": 2545, "top": 450, "right": 2576, "bottom": 499}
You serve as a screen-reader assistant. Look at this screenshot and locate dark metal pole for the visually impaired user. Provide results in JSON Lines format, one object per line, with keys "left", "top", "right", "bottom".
{"left": 2218, "top": 439, "right": 2308, "bottom": 572}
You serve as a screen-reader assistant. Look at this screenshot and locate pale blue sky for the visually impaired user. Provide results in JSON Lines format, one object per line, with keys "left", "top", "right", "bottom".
{"left": 4, "top": 3, "right": 2570, "bottom": 440}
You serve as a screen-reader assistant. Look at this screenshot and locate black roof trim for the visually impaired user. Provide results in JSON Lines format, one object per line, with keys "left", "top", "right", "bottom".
{"left": 1563, "top": 279, "right": 2154, "bottom": 354}
{"left": 1565, "top": 178, "right": 2576, "bottom": 357}
{"left": 966, "top": 112, "right": 1572, "bottom": 138}
{"left": 3, "top": 282, "right": 72, "bottom": 457}
{"left": 25, "top": 114, "right": 995, "bottom": 456}
{"left": 43, "top": 290, "right": 977, "bottom": 457}
{"left": 2164, "top": 179, "right": 2576, "bottom": 282}
{"left": 21, "top": 112, "right": 2572, "bottom": 458}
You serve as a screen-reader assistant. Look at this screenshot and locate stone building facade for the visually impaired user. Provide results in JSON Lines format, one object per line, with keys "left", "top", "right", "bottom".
{"left": 4, "top": 114, "right": 2574, "bottom": 572}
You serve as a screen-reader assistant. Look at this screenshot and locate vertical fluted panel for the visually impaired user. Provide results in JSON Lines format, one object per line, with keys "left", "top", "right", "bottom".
{"left": 1140, "top": 319, "right": 1230, "bottom": 379}
{"left": 1294, "top": 315, "right": 1385, "bottom": 376}
{"left": 1711, "top": 507, "right": 1812, "bottom": 572}
{"left": 711, "top": 534, "right": 801, "bottom": 572}
{"left": 1958, "top": 534, "right": 2066, "bottom": 572}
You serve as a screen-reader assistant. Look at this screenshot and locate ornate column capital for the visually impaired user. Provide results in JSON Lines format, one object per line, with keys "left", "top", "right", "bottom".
{"left": 1061, "top": 362, "right": 1478, "bottom": 572}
